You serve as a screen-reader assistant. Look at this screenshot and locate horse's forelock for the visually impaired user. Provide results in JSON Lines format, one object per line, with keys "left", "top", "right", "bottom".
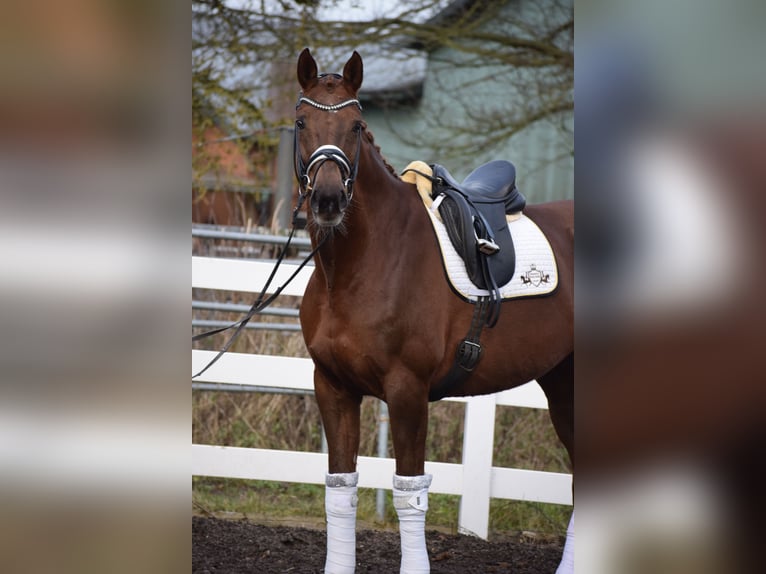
{"left": 315, "top": 74, "right": 354, "bottom": 99}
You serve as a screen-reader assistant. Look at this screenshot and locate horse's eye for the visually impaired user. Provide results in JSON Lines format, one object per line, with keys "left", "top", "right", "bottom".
{"left": 296, "top": 119, "right": 305, "bottom": 130}
{"left": 352, "top": 122, "right": 363, "bottom": 133}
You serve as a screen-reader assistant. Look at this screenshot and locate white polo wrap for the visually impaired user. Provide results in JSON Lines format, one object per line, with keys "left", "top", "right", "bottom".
{"left": 393, "top": 473, "right": 433, "bottom": 574}
{"left": 324, "top": 472, "right": 359, "bottom": 574}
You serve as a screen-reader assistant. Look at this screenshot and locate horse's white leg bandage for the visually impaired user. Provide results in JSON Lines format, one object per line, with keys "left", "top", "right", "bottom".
{"left": 555, "top": 510, "right": 574, "bottom": 574}
{"left": 393, "top": 473, "right": 433, "bottom": 574}
{"left": 324, "top": 472, "right": 359, "bottom": 574}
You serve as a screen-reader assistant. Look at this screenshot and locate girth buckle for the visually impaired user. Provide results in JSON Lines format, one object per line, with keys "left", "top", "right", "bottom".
{"left": 456, "top": 340, "right": 482, "bottom": 371}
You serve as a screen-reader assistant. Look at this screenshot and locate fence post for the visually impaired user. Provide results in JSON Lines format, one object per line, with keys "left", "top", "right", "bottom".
{"left": 376, "top": 400, "right": 389, "bottom": 520}
{"left": 458, "top": 395, "right": 496, "bottom": 539}
{"left": 274, "top": 127, "right": 294, "bottom": 230}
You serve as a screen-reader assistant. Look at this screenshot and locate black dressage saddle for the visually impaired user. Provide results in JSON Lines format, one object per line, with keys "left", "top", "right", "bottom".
{"left": 432, "top": 160, "right": 526, "bottom": 214}
{"left": 430, "top": 160, "right": 526, "bottom": 321}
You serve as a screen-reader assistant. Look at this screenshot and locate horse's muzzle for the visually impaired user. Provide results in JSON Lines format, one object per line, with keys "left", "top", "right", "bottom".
{"left": 311, "top": 189, "right": 348, "bottom": 227}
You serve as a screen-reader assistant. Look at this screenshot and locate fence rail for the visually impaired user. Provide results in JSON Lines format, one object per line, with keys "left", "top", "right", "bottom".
{"left": 192, "top": 225, "right": 313, "bottom": 247}
{"left": 192, "top": 253, "right": 572, "bottom": 539}
{"left": 192, "top": 300, "right": 300, "bottom": 317}
{"left": 192, "top": 256, "right": 312, "bottom": 295}
{"left": 192, "top": 319, "right": 301, "bottom": 332}
{"left": 192, "top": 299, "right": 301, "bottom": 332}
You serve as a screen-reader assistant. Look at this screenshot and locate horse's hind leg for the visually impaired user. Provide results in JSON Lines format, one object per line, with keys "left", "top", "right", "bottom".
{"left": 538, "top": 352, "right": 574, "bottom": 468}
{"left": 537, "top": 352, "right": 574, "bottom": 574}
{"left": 314, "top": 369, "right": 362, "bottom": 574}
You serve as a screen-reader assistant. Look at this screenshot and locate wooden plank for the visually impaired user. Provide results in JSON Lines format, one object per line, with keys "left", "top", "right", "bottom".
{"left": 490, "top": 467, "right": 573, "bottom": 505}
{"left": 191, "top": 445, "right": 462, "bottom": 492}
{"left": 192, "top": 445, "right": 571, "bottom": 506}
{"left": 191, "top": 352, "right": 546, "bottom": 410}
{"left": 493, "top": 382, "right": 549, "bottom": 410}
{"left": 192, "top": 351, "right": 314, "bottom": 391}
{"left": 458, "top": 395, "right": 496, "bottom": 538}
{"left": 192, "top": 256, "right": 312, "bottom": 295}
{"left": 192, "top": 445, "right": 327, "bottom": 485}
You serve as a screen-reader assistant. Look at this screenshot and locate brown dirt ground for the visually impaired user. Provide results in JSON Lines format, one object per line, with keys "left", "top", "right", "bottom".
{"left": 193, "top": 515, "right": 564, "bottom": 573}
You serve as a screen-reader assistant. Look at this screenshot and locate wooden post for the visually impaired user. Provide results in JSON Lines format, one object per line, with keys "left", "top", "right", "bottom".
{"left": 458, "top": 394, "right": 496, "bottom": 538}
{"left": 274, "top": 127, "right": 294, "bottom": 231}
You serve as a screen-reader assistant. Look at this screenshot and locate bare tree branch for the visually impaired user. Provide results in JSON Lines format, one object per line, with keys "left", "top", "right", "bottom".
{"left": 192, "top": 0, "right": 572, "bottom": 166}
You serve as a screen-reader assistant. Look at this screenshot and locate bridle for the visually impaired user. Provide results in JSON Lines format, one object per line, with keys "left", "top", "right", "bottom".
{"left": 294, "top": 94, "right": 363, "bottom": 205}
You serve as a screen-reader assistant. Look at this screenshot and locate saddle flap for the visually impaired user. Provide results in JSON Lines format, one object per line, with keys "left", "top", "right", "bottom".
{"left": 435, "top": 187, "right": 516, "bottom": 290}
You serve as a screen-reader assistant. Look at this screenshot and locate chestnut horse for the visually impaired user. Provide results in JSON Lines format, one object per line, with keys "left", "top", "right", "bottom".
{"left": 295, "top": 49, "right": 573, "bottom": 573}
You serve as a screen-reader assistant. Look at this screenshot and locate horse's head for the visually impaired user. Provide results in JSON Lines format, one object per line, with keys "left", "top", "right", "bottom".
{"left": 295, "top": 48, "right": 364, "bottom": 228}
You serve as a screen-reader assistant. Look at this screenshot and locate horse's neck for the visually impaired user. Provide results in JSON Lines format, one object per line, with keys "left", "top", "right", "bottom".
{"left": 314, "top": 141, "right": 416, "bottom": 290}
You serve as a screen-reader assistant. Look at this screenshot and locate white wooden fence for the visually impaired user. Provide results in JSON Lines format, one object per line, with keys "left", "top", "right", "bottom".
{"left": 192, "top": 255, "right": 572, "bottom": 539}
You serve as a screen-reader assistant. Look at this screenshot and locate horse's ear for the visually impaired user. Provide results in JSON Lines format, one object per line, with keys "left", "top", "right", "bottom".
{"left": 343, "top": 51, "right": 363, "bottom": 94}
{"left": 297, "top": 48, "right": 318, "bottom": 90}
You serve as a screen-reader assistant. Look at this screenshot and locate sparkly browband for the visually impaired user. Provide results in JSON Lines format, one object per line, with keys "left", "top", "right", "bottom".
{"left": 297, "top": 96, "right": 362, "bottom": 112}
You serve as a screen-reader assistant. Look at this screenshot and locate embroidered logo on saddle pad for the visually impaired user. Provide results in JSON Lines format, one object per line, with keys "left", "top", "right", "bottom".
{"left": 403, "top": 161, "right": 558, "bottom": 301}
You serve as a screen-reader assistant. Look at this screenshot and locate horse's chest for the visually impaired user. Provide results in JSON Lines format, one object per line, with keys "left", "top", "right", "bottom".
{"left": 306, "top": 313, "right": 388, "bottom": 382}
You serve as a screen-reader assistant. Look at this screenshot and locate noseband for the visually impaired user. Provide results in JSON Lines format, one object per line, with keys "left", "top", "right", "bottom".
{"left": 294, "top": 96, "right": 363, "bottom": 204}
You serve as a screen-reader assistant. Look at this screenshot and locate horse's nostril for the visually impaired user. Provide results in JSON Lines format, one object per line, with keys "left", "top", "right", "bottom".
{"left": 312, "top": 192, "right": 347, "bottom": 214}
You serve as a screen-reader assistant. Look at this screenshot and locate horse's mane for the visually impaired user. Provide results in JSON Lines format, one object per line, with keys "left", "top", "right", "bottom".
{"left": 364, "top": 128, "right": 400, "bottom": 179}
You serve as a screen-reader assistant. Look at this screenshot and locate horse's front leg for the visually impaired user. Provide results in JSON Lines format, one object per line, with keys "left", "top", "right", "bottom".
{"left": 387, "top": 371, "right": 432, "bottom": 574}
{"left": 314, "top": 368, "right": 362, "bottom": 574}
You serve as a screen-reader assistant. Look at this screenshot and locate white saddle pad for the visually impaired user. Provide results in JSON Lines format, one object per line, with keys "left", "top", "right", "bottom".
{"left": 424, "top": 205, "right": 558, "bottom": 300}
{"left": 403, "top": 160, "right": 558, "bottom": 301}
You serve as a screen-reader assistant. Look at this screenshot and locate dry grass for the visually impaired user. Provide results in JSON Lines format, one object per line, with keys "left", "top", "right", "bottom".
{"left": 191, "top": 387, "right": 571, "bottom": 534}
{"left": 192, "top": 393, "right": 567, "bottom": 473}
